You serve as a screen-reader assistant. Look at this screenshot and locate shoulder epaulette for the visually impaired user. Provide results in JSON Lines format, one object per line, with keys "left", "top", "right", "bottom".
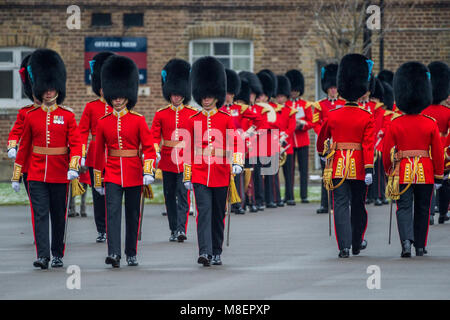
{"left": 26, "top": 106, "right": 40, "bottom": 114}
{"left": 130, "top": 110, "right": 143, "bottom": 117}
{"left": 59, "top": 105, "right": 74, "bottom": 113}
{"left": 238, "top": 103, "right": 249, "bottom": 114}
{"left": 391, "top": 113, "right": 404, "bottom": 121}
{"left": 304, "top": 101, "right": 312, "bottom": 109}
{"left": 358, "top": 106, "right": 372, "bottom": 115}
{"left": 21, "top": 104, "right": 34, "bottom": 110}
{"left": 423, "top": 114, "right": 436, "bottom": 122}
{"left": 289, "top": 107, "right": 298, "bottom": 117}
{"left": 219, "top": 109, "right": 231, "bottom": 116}
{"left": 312, "top": 101, "right": 322, "bottom": 111}
{"left": 100, "top": 112, "right": 112, "bottom": 120}
{"left": 374, "top": 102, "right": 384, "bottom": 110}
{"left": 384, "top": 110, "right": 394, "bottom": 117}
{"left": 157, "top": 104, "right": 170, "bottom": 112}
{"left": 185, "top": 105, "right": 198, "bottom": 111}
{"left": 275, "top": 104, "right": 283, "bottom": 112}
{"left": 190, "top": 111, "right": 202, "bottom": 119}
{"left": 261, "top": 107, "right": 270, "bottom": 114}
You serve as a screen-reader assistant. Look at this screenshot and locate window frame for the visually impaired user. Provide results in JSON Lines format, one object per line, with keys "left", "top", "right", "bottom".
{"left": 189, "top": 38, "right": 254, "bottom": 73}
{"left": 0, "top": 47, "right": 35, "bottom": 109}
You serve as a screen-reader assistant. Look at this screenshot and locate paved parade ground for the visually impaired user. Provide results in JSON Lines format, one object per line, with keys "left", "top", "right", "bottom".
{"left": 1, "top": 202, "right": 450, "bottom": 300}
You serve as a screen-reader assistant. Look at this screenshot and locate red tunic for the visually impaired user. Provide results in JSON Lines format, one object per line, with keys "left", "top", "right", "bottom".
{"left": 78, "top": 98, "right": 112, "bottom": 168}
{"left": 277, "top": 104, "right": 296, "bottom": 155}
{"left": 312, "top": 97, "right": 346, "bottom": 135}
{"left": 421, "top": 104, "right": 450, "bottom": 146}
{"left": 149, "top": 104, "right": 197, "bottom": 173}
{"left": 382, "top": 114, "right": 444, "bottom": 184}
{"left": 7, "top": 104, "right": 38, "bottom": 174}
{"left": 317, "top": 104, "right": 375, "bottom": 181}
{"left": 94, "top": 108, "right": 156, "bottom": 188}
{"left": 13, "top": 104, "right": 82, "bottom": 183}
{"left": 184, "top": 108, "right": 240, "bottom": 188}
{"left": 286, "top": 99, "right": 314, "bottom": 148}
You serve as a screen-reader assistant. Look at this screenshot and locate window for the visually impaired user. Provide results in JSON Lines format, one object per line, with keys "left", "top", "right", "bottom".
{"left": 0, "top": 47, "right": 35, "bottom": 108}
{"left": 124, "top": 13, "right": 144, "bottom": 27}
{"left": 189, "top": 39, "right": 253, "bottom": 72}
{"left": 91, "top": 13, "right": 112, "bottom": 26}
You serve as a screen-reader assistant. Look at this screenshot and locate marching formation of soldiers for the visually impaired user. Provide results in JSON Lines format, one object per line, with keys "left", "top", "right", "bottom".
{"left": 6, "top": 47, "right": 449, "bottom": 269}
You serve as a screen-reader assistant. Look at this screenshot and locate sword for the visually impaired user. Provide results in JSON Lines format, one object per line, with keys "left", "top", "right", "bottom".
{"left": 226, "top": 183, "right": 232, "bottom": 247}
{"left": 138, "top": 189, "right": 145, "bottom": 241}
{"left": 328, "top": 189, "right": 332, "bottom": 237}
{"left": 63, "top": 181, "right": 72, "bottom": 245}
{"left": 388, "top": 199, "right": 393, "bottom": 245}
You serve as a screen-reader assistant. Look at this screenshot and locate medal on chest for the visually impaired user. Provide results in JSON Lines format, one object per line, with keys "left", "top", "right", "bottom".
{"left": 53, "top": 115, "right": 64, "bottom": 125}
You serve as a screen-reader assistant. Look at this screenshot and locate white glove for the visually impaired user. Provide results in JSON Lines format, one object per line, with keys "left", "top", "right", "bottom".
{"left": 12, "top": 181, "right": 20, "bottom": 193}
{"left": 232, "top": 165, "right": 243, "bottom": 175}
{"left": 67, "top": 170, "right": 79, "bottom": 181}
{"left": 95, "top": 187, "right": 105, "bottom": 196}
{"left": 143, "top": 174, "right": 155, "bottom": 185}
{"left": 7, "top": 148, "right": 17, "bottom": 159}
{"left": 444, "top": 174, "right": 449, "bottom": 181}
{"left": 365, "top": 173, "right": 373, "bottom": 186}
{"left": 81, "top": 157, "right": 86, "bottom": 167}
{"left": 184, "top": 181, "right": 193, "bottom": 191}
{"left": 435, "top": 183, "right": 442, "bottom": 190}
{"left": 156, "top": 152, "right": 161, "bottom": 164}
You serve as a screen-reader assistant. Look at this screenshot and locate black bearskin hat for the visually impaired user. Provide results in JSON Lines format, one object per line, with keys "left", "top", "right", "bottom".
{"left": 225, "top": 69, "right": 241, "bottom": 96}
{"left": 381, "top": 81, "right": 394, "bottom": 111}
{"left": 370, "top": 78, "right": 384, "bottom": 101}
{"left": 259, "top": 69, "right": 278, "bottom": 97}
{"left": 285, "top": 69, "right": 304, "bottom": 96}
{"left": 28, "top": 49, "right": 66, "bottom": 104}
{"left": 161, "top": 58, "right": 191, "bottom": 104}
{"left": 321, "top": 63, "right": 338, "bottom": 94}
{"left": 377, "top": 69, "right": 394, "bottom": 86}
{"left": 239, "top": 71, "right": 263, "bottom": 96}
{"left": 101, "top": 55, "right": 139, "bottom": 110}
{"left": 257, "top": 71, "right": 276, "bottom": 99}
{"left": 19, "top": 54, "right": 33, "bottom": 102}
{"left": 394, "top": 61, "right": 432, "bottom": 114}
{"left": 337, "top": 54, "right": 372, "bottom": 101}
{"left": 191, "top": 56, "right": 226, "bottom": 108}
{"left": 276, "top": 75, "right": 291, "bottom": 98}
{"left": 428, "top": 61, "right": 450, "bottom": 105}
{"left": 90, "top": 51, "right": 115, "bottom": 97}
{"left": 235, "top": 77, "right": 251, "bottom": 105}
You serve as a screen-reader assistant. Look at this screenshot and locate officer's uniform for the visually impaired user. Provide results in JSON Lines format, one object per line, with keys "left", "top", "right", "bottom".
{"left": 150, "top": 58, "right": 196, "bottom": 241}
{"left": 383, "top": 61, "right": 444, "bottom": 257}
{"left": 313, "top": 64, "right": 346, "bottom": 214}
{"left": 317, "top": 54, "right": 375, "bottom": 258}
{"left": 78, "top": 52, "right": 114, "bottom": 240}
{"left": 93, "top": 55, "right": 157, "bottom": 267}
{"left": 12, "top": 49, "right": 82, "bottom": 269}
{"left": 7, "top": 54, "right": 38, "bottom": 195}
{"left": 285, "top": 69, "right": 314, "bottom": 203}
{"left": 421, "top": 61, "right": 450, "bottom": 223}
{"left": 184, "top": 56, "right": 243, "bottom": 266}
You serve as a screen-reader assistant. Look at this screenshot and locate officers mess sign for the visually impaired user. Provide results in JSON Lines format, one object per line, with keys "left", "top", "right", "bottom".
{"left": 84, "top": 37, "right": 147, "bottom": 84}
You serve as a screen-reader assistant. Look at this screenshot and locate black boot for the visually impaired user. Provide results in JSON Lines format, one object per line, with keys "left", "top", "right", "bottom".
{"left": 51, "top": 257, "right": 63, "bottom": 268}
{"left": 249, "top": 205, "right": 258, "bottom": 213}
{"left": 126, "top": 256, "right": 138, "bottom": 266}
{"left": 415, "top": 247, "right": 425, "bottom": 257}
{"left": 374, "top": 199, "right": 383, "bottom": 206}
{"left": 33, "top": 257, "right": 50, "bottom": 270}
{"left": 360, "top": 239, "right": 367, "bottom": 250}
{"left": 105, "top": 254, "right": 121, "bottom": 268}
{"left": 316, "top": 206, "right": 328, "bottom": 214}
{"left": 339, "top": 248, "right": 350, "bottom": 258}
{"left": 438, "top": 215, "right": 449, "bottom": 224}
{"left": 211, "top": 255, "right": 222, "bottom": 265}
{"left": 286, "top": 200, "right": 296, "bottom": 206}
{"left": 96, "top": 232, "right": 106, "bottom": 243}
{"left": 177, "top": 231, "right": 187, "bottom": 242}
{"left": 197, "top": 254, "right": 211, "bottom": 267}
{"left": 266, "top": 202, "right": 277, "bottom": 209}
{"left": 401, "top": 240, "right": 412, "bottom": 258}
{"left": 169, "top": 231, "right": 177, "bottom": 242}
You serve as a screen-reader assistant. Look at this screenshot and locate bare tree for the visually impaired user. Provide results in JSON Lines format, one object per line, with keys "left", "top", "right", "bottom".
{"left": 307, "top": 0, "right": 417, "bottom": 61}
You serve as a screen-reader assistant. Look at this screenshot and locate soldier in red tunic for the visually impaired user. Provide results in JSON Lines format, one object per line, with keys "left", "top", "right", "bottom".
{"left": 11, "top": 49, "right": 82, "bottom": 269}
{"left": 314, "top": 64, "right": 346, "bottom": 214}
{"left": 285, "top": 69, "right": 314, "bottom": 204}
{"left": 317, "top": 54, "right": 375, "bottom": 258}
{"left": 383, "top": 62, "right": 444, "bottom": 257}
{"left": 150, "top": 59, "right": 197, "bottom": 242}
{"left": 421, "top": 61, "right": 450, "bottom": 224}
{"left": 94, "top": 55, "right": 157, "bottom": 268}
{"left": 7, "top": 53, "right": 41, "bottom": 195}
{"left": 183, "top": 56, "right": 243, "bottom": 266}
{"left": 78, "top": 51, "right": 114, "bottom": 241}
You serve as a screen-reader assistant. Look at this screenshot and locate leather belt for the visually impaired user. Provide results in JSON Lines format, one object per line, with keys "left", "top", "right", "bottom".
{"left": 396, "top": 150, "right": 429, "bottom": 159}
{"left": 33, "top": 146, "right": 68, "bottom": 155}
{"left": 336, "top": 143, "right": 362, "bottom": 150}
{"left": 108, "top": 149, "right": 139, "bottom": 157}
{"left": 162, "top": 140, "right": 185, "bottom": 148}
{"left": 195, "top": 147, "right": 232, "bottom": 158}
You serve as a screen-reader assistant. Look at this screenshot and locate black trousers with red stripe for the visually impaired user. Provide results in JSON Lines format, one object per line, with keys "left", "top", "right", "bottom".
{"left": 162, "top": 171, "right": 190, "bottom": 233}
{"left": 193, "top": 184, "right": 228, "bottom": 256}
{"left": 28, "top": 181, "right": 68, "bottom": 259}
{"left": 331, "top": 179, "right": 368, "bottom": 250}
{"left": 282, "top": 153, "right": 295, "bottom": 202}
{"left": 89, "top": 167, "right": 106, "bottom": 233}
{"left": 105, "top": 183, "right": 141, "bottom": 258}
{"left": 396, "top": 184, "right": 433, "bottom": 249}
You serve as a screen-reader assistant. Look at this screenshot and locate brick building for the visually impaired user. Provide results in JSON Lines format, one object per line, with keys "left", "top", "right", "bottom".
{"left": 0, "top": 0, "right": 448, "bottom": 180}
